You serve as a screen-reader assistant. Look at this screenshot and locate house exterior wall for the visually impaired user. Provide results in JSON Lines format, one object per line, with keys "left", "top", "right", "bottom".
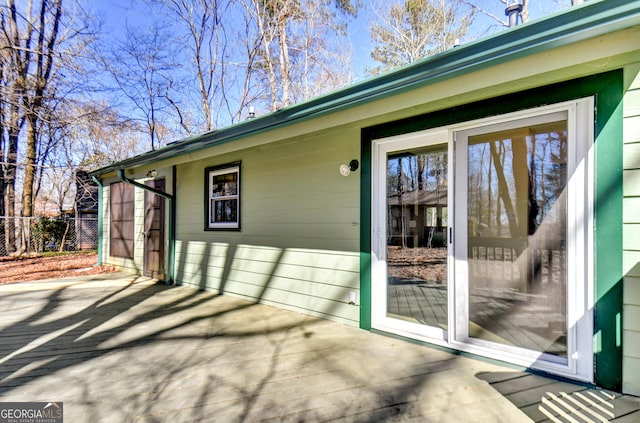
{"left": 92, "top": 3, "right": 640, "bottom": 393}
{"left": 95, "top": 68, "right": 640, "bottom": 391}
{"left": 173, "top": 126, "right": 362, "bottom": 325}
{"left": 623, "top": 63, "right": 640, "bottom": 396}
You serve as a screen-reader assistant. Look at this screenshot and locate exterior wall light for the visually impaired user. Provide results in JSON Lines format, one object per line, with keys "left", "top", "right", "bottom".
{"left": 339, "top": 159, "right": 359, "bottom": 176}
{"left": 146, "top": 169, "right": 158, "bottom": 178}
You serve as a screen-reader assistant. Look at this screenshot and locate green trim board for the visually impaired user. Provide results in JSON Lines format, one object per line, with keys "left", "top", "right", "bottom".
{"left": 359, "top": 129, "right": 372, "bottom": 330}
{"left": 359, "top": 70, "right": 624, "bottom": 390}
{"left": 593, "top": 72, "right": 624, "bottom": 391}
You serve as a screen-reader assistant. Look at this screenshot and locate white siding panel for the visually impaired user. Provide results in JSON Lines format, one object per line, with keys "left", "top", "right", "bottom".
{"left": 625, "top": 88, "right": 640, "bottom": 118}
{"left": 624, "top": 117, "right": 640, "bottom": 144}
{"left": 624, "top": 251, "right": 640, "bottom": 276}
{"left": 623, "top": 142, "right": 640, "bottom": 169}
{"left": 625, "top": 331, "right": 640, "bottom": 373}
{"left": 623, "top": 356, "right": 640, "bottom": 395}
{"left": 623, "top": 169, "right": 640, "bottom": 196}
{"left": 623, "top": 224, "right": 640, "bottom": 251}
{"left": 625, "top": 275, "right": 640, "bottom": 304}
{"left": 623, "top": 197, "right": 640, "bottom": 224}
{"left": 626, "top": 64, "right": 640, "bottom": 91}
{"left": 623, "top": 66, "right": 640, "bottom": 396}
{"left": 624, "top": 304, "right": 640, "bottom": 335}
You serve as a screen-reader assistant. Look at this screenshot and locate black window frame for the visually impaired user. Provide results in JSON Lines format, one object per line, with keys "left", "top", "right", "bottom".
{"left": 205, "top": 162, "right": 241, "bottom": 231}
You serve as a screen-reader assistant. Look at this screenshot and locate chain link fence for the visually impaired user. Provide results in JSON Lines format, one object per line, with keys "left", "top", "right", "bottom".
{"left": 0, "top": 216, "right": 99, "bottom": 257}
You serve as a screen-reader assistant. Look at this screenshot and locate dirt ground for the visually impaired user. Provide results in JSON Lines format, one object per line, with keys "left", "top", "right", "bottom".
{"left": 0, "top": 252, "right": 118, "bottom": 284}
{"left": 387, "top": 246, "right": 448, "bottom": 283}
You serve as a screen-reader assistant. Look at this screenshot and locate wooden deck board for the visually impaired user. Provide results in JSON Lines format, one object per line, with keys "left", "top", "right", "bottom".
{"left": 0, "top": 274, "right": 637, "bottom": 422}
{"left": 388, "top": 279, "right": 567, "bottom": 356}
{"left": 480, "top": 371, "right": 640, "bottom": 422}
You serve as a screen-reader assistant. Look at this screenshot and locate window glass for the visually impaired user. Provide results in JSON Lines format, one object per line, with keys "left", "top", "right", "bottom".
{"left": 206, "top": 164, "right": 240, "bottom": 230}
{"left": 466, "top": 115, "right": 569, "bottom": 357}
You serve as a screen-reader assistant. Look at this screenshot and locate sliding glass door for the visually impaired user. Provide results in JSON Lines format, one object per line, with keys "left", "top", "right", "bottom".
{"left": 372, "top": 99, "right": 594, "bottom": 381}
{"left": 455, "top": 112, "right": 570, "bottom": 363}
{"left": 372, "top": 129, "right": 451, "bottom": 342}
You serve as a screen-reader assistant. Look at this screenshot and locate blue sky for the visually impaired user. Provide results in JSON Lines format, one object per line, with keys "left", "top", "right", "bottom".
{"left": 84, "top": 0, "right": 574, "bottom": 138}
{"left": 89, "top": 0, "right": 572, "bottom": 80}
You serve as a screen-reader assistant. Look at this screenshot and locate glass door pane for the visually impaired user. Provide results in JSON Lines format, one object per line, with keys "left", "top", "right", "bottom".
{"left": 466, "top": 119, "right": 568, "bottom": 358}
{"left": 386, "top": 145, "right": 448, "bottom": 329}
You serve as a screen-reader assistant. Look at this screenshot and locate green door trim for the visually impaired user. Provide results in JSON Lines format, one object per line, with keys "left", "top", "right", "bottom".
{"left": 360, "top": 70, "right": 623, "bottom": 390}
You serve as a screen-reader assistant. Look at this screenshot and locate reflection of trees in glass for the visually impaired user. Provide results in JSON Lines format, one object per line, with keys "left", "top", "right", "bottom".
{"left": 467, "top": 121, "right": 569, "bottom": 354}
{"left": 387, "top": 151, "right": 446, "bottom": 195}
{"left": 467, "top": 121, "right": 567, "bottom": 240}
{"left": 387, "top": 149, "right": 447, "bottom": 248}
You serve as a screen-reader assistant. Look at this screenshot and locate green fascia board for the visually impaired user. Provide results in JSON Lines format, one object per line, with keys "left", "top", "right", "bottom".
{"left": 89, "top": 0, "right": 640, "bottom": 177}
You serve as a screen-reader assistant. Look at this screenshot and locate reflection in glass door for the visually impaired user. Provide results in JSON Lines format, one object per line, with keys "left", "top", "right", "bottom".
{"left": 465, "top": 118, "right": 569, "bottom": 359}
{"left": 385, "top": 145, "right": 448, "bottom": 329}
{"left": 372, "top": 129, "right": 450, "bottom": 342}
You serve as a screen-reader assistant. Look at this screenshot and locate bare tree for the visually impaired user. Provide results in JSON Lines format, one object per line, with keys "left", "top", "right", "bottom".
{"left": 289, "top": 0, "right": 355, "bottom": 101}
{"left": 63, "top": 102, "right": 146, "bottom": 169}
{"left": 242, "top": 0, "right": 359, "bottom": 111}
{"left": 101, "top": 23, "right": 177, "bottom": 151}
{"left": 368, "top": 0, "right": 474, "bottom": 75}
{"left": 0, "top": 1, "right": 27, "bottom": 251}
{"left": 0, "top": 0, "right": 98, "bottom": 254}
{"left": 149, "top": 0, "right": 234, "bottom": 132}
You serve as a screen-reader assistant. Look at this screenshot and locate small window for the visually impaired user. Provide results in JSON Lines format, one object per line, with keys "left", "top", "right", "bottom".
{"left": 206, "top": 163, "right": 240, "bottom": 230}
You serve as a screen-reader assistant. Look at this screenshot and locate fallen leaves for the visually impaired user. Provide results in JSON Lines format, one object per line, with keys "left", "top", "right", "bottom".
{"left": 0, "top": 252, "right": 118, "bottom": 284}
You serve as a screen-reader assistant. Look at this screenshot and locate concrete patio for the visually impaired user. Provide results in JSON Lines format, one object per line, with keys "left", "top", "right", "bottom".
{"left": 0, "top": 273, "right": 638, "bottom": 422}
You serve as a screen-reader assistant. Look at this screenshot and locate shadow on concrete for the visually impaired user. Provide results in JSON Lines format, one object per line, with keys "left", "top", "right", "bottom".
{"left": 0, "top": 274, "right": 471, "bottom": 422}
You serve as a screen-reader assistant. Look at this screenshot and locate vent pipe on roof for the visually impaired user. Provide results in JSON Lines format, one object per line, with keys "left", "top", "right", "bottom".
{"left": 505, "top": 2, "right": 523, "bottom": 27}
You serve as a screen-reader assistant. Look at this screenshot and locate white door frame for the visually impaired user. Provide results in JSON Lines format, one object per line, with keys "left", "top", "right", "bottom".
{"left": 371, "top": 128, "right": 452, "bottom": 346}
{"left": 370, "top": 98, "right": 594, "bottom": 382}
